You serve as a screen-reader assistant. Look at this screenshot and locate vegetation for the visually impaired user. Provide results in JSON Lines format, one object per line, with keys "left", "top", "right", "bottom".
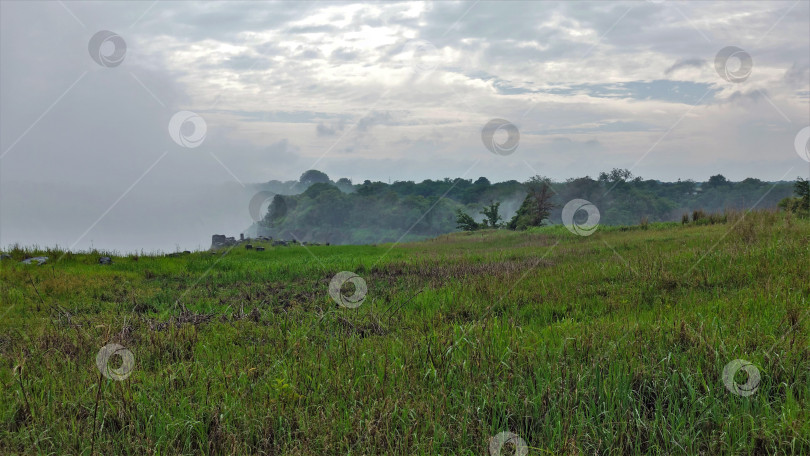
{"left": 255, "top": 169, "right": 796, "bottom": 245}
{"left": 1, "top": 210, "right": 808, "bottom": 454}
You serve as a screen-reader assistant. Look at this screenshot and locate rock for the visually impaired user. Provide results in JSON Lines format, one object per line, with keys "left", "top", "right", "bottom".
{"left": 255, "top": 247, "right": 265, "bottom": 251}
{"left": 99, "top": 256, "right": 112, "bottom": 265}
{"left": 0, "top": 253, "right": 11, "bottom": 260}
{"left": 21, "top": 256, "right": 48, "bottom": 265}
{"left": 325, "top": 243, "right": 331, "bottom": 246}
{"left": 245, "top": 244, "right": 253, "bottom": 250}
{"left": 182, "top": 250, "right": 191, "bottom": 254}
{"left": 211, "top": 234, "right": 238, "bottom": 249}
{"left": 272, "top": 240, "right": 288, "bottom": 247}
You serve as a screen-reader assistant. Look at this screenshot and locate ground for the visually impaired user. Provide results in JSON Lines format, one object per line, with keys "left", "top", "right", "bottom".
{"left": 0, "top": 211, "right": 808, "bottom": 455}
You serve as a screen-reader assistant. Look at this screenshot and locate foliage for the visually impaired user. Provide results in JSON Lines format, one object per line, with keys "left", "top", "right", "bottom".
{"left": 455, "top": 208, "right": 479, "bottom": 231}
{"left": 507, "top": 176, "right": 555, "bottom": 230}
{"left": 252, "top": 169, "right": 796, "bottom": 244}
{"left": 479, "top": 201, "right": 502, "bottom": 228}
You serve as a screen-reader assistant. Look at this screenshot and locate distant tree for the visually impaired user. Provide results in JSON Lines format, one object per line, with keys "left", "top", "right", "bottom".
{"left": 507, "top": 176, "right": 555, "bottom": 230}
{"left": 299, "top": 170, "right": 331, "bottom": 186}
{"left": 707, "top": 174, "right": 729, "bottom": 188}
{"left": 795, "top": 177, "right": 810, "bottom": 211}
{"left": 455, "top": 209, "right": 480, "bottom": 231}
{"left": 599, "top": 168, "right": 633, "bottom": 183}
{"left": 480, "top": 201, "right": 502, "bottom": 228}
{"left": 335, "top": 177, "right": 354, "bottom": 193}
{"left": 474, "top": 177, "right": 491, "bottom": 186}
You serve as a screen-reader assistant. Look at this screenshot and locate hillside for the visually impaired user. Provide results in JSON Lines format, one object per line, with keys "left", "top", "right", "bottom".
{"left": 1, "top": 211, "right": 808, "bottom": 454}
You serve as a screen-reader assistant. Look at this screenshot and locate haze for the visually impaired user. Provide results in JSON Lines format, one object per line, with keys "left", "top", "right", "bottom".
{"left": 1, "top": 1, "right": 808, "bottom": 253}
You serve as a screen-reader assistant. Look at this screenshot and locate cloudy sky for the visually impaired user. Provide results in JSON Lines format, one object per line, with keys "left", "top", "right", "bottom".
{"left": 1, "top": 1, "right": 808, "bottom": 252}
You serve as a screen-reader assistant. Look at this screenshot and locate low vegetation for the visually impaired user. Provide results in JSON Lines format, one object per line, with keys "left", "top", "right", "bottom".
{"left": 1, "top": 210, "right": 808, "bottom": 454}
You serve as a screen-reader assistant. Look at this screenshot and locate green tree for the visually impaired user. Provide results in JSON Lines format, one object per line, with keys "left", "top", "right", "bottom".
{"left": 795, "top": 177, "right": 809, "bottom": 211}
{"left": 455, "top": 209, "right": 479, "bottom": 231}
{"left": 299, "top": 169, "right": 331, "bottom": 186}
{"left": 480, "top": 201, "right": 502, "bottom": 228}
{"left": 507, "top": 176, "right": 555, "bottom": 230}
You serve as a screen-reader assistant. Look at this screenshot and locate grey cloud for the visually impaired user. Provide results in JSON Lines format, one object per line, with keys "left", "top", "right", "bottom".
{"left": 664, "top": 58, "right": 707, "bottom": 76}
{"left": 316, "top": 119, "right": 346, "bottom": 137}
{"left": 357, "top": 111, "right": 393, "bottom": 132}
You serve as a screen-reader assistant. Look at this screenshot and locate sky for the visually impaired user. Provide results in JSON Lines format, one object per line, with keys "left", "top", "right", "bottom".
{"left": 1, "top": 0, "right": 809, "bottom": 252}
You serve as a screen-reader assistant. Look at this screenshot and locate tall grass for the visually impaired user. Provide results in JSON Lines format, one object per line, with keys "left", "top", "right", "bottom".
{"left": 0, "top": 211, "right": 808, "bottom": 455}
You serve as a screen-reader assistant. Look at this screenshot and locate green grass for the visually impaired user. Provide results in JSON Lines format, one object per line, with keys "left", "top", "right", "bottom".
{"left": 1, "top": 211, "right": 808, "bottom": 455}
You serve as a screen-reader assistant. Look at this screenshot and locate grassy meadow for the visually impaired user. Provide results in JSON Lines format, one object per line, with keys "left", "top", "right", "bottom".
{"left": 1, "top": 210, "right": 808, "bottom": 455}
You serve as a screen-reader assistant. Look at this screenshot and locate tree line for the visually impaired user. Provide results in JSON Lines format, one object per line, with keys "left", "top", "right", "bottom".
{"left": 252, "top": 169, "right": 800, "bottom": 244}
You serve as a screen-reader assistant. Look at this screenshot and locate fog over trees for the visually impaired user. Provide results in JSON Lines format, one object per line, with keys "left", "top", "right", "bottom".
{"left": 250, "top": 169, "right": 797, "bottom": 245}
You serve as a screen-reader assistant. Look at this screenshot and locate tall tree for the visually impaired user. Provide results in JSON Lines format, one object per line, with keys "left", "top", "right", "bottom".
{"left": 508, "top": 176, "right": 555, "bottom": 230}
